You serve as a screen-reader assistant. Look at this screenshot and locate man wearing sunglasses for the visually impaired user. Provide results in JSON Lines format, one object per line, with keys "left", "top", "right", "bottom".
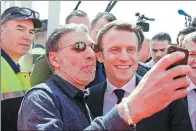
{"left": 30, "top": 10, "right": 91, "bottom": 87}
{"left": 1, "top": 6, "right": 42, "bottom": 131}
{"left": 18, "top": 23, "right": 192, "bottom": 130}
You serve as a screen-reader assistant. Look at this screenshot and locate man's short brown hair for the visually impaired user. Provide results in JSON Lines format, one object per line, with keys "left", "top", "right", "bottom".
{"left": 65, "top": 10, "right": 88, "bottom": 24}
{"left": 96, "top": 20, "right": 144, "bottom": 52}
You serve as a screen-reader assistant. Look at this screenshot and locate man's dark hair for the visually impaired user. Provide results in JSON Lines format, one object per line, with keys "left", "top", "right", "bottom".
{"left": 91, "top": 12, "right": 117, "bottom": 28}
{"left": 176, "top": 27, "right": 196, "bottom": 45}
{"left": 97, "top": 20, "right": 144, "bottom": 52}
{"left": 65, "top": 10, "right": 88, "bottom": 24}
{"left": 151, "top": 32, "right": 171, "bottom": 44}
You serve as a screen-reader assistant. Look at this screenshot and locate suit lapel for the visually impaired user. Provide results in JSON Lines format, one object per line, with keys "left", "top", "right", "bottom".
{"left": 135, "top": 73, "right": 142, "bottom": 86}
{"left": 88, "top": 74, "right": 142, "bottom": 118}
{"left": 87, "top": 81, "right": 107, "bottom": 118}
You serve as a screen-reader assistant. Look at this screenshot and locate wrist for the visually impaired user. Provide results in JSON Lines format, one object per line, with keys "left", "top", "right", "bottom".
{"left": 118, "top": 99, "right": 137, "bottom": 125}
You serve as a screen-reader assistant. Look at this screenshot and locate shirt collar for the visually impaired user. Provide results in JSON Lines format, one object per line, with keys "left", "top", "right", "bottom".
{"left": 146, "top": 59, "right": 155, "bottom": 67}
{"left": 50, "top": 73, "right": 83, "bottom": 98}
{"left": 188, "top": 81, "right": 196, "bottom": 92}
{"left": 1, "top": 49, "right": 20, "bottom": 73}
{"left": 106, "top": 74, "right": 136, "bottom": 94}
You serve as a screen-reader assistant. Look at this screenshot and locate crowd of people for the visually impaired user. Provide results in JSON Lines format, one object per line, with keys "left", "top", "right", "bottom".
{"left": 1, "top": 6, "right": 196, "bottom": 131}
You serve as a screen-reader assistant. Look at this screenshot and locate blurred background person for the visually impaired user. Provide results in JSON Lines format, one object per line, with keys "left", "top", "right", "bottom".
{"left": 176, "top": 27, "right": 196, "bottom": 47}
{"left": 138, "top": 38, "right": 151, "bottom": 63}
{"left": 145, "top": 32, "right": 172, "bottom": 67}
{"left": 65, "top": 9, "right": 90, "bottom": 27}
{"left": 90, "top": 12, "right": 117, "bottom": 42}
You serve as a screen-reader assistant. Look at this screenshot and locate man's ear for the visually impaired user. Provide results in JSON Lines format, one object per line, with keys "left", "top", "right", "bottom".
{"left": 49, "top": 52, "right": 60, "bottom": 69}
{"left": 96, "top": 52, "right": 104, "bottom": 63}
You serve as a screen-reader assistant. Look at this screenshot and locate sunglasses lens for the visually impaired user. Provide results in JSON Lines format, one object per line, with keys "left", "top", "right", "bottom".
{"left": 17, "top": 9, "right": 32, "bottom": 16}
{"left": 75, "top": 42, "right": 86, "bottom": 51}
{"left": 12, "top": 8, "right": 40, "bottom": 19}
{"left": 89, "top": 44, "right": 95, "bottom": 51}
{"left": 34, "top": 12, "right": 40, "bottom": 19}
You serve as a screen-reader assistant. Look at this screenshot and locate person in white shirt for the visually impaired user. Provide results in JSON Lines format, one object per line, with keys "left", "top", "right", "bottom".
{"left": 182, "top": 31, "right": 196, "bottom": 130}
{"left": 145, "top": 32, "right": 172, "bottom": 67}
{"left": 138, "top": 38, "right": 151, "bottom": 63}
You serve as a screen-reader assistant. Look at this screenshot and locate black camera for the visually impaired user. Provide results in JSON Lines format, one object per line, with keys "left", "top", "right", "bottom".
{"left": 136, "top": 21, "right": 149, "bottom": 32}
{"left": 135, "top": 13, "right": 155, "bottom": 32}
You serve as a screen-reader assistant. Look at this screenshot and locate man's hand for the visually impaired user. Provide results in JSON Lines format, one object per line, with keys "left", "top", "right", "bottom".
{"left": 119, "top": 52, "right": 192, "bottom": 124}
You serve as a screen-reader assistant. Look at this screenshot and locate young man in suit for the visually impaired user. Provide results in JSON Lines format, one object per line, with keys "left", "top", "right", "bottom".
{"left": 87, "top": 21, "right": 193, "bottom": 131}
{"left": 89, "top": 12, "right": 149, "bottom": 88}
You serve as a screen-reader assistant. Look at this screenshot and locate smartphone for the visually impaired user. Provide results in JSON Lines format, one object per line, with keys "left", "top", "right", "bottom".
{"left": 166, "top": 45, "right": 189, "bottom": 78}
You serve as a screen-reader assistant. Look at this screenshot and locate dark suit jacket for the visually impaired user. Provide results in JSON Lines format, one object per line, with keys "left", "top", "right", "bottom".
{"left": 137, "top": 62, "right": 151, "bottom": 77}
{"left": 87, "top": 74, "right": 193, "bottom": 131}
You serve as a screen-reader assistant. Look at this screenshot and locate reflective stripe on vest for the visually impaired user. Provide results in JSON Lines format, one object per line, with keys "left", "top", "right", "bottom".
{"left": 1, "top": 90, "right": 28, "bottom": 100}
{"left": 1, "top": 57, "right": 31, "bottom": 100}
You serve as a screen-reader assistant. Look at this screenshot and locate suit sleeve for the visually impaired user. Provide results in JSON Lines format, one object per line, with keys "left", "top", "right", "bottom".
{"left": 169, "top": 99, "right": 193, "bottom": 131}
{"left": 18, "top": 88, "right": 133, "bottom": 130}
{"left": 85, "top": 105, "right": 134, "bottom": 130}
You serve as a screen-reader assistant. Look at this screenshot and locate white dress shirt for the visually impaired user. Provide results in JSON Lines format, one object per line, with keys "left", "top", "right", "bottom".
{"left": 187, "top": 81, "right": 196, "bottom": 130}
{"left": 144, "top": 59, "right": 155, "bottom": 67}
{"left": 103, "top": 75, "right": 136, "bottom": 115}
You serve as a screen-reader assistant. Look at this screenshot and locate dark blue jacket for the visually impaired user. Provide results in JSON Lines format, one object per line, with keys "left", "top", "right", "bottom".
{"left": 18, "top": 76, "right": 134, "bottom": 130}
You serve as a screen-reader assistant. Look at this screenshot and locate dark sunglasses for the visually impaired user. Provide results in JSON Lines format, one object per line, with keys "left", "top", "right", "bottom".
{"left": 59, "top": 41, "right": 98, "bottom": 52}
{"left": 10, "top": 7, "right": 40, "bottom": 19}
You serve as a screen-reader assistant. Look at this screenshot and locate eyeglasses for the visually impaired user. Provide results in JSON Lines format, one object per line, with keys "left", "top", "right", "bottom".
{"left": 10, "top": 7, "right": 40, "bottom": 19}
{"left": 59, "top": 41, "right": 98, "bottom": 52}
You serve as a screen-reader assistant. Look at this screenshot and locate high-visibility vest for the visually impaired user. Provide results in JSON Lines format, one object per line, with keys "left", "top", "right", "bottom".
{"left": 1, "top": 56, "right": 31, "bottom": 100}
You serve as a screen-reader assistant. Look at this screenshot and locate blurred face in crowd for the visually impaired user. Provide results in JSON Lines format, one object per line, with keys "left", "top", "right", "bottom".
{"left": 90, "top": 18, "right": 109, "bottom": 42}
{"left": 68, "top": 16, "right": 90, "bottom": 27}
{"left": 97, "top": 28, "right": 139, "bottom": 87}
{"left": 50, "top": 31, "right": 96, "bottom": 90}
{"left": 1, "top": 20, "right": 34, "bottom": 61}
{"left": 184, "top": 41, "right": 196, "bottom": 81}
{"left": 139, "top": 38, "right": 150, "bottom": 63}
{"left": 150, "top": 40, "right": 169, "bottom": 64}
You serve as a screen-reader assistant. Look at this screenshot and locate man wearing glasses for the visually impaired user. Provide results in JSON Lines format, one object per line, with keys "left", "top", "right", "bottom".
{"left": 1, "top": 6, "right": 42, "bottom": 131}
{"left": 18, "top": 23, "right": 192, "bottom": 130}
{"left": 30, "top": 10, "right": 91, "bottom": 87}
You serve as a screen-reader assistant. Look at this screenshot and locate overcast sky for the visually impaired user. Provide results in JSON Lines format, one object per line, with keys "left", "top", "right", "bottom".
{"left": 3, "top": 1, "right": 196, "bottom": 43}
